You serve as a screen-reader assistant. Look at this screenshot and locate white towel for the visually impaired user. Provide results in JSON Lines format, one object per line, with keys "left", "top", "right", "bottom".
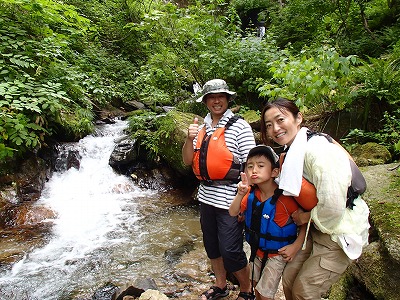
{"left": 278, "top": 127, "right": 309, "bottom": 196}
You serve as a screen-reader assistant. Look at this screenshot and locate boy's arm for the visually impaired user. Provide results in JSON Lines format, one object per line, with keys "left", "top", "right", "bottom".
{"left": 229, "top": 172, "right": 249, "bottom": 216}
{"left": 278, "top": 224, "right": 307, "bottom": 262}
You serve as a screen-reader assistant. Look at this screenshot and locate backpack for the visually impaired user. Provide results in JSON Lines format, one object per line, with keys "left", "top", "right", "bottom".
{"left": 306, "top": 130, "right": 367, "bottom": 209}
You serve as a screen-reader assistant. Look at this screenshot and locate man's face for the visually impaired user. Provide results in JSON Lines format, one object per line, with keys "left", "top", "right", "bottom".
{"left": 205, "top": 93, "right": 229, "bottom": 119}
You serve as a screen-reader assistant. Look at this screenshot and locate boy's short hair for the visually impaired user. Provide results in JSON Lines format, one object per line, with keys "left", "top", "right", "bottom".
{"left": 247, "top": 145, "right": 279, "bottom": 168}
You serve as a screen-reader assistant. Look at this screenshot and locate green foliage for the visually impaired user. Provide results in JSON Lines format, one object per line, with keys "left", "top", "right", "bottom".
{"left": 353, "top": 55, "right": 400, "bottom": 106}
{"left": 0, "top": 4, "right": 89, "bottom": 158}
{"left": 268, "top": 0, "right": 335, "bottom": 51}
{"left": 352, "top": 49, "right": 400, "bottom": 128}
{"left": 0, "top": 0, "right": 141, "bottom": 159}
{"left": 127, "top": 110, "right": 186, "bottom": 168}
{"left": 257, "top": 46, "right": 357, "bottom": 111}
{"left": 267, "top": 0, "right": 400, "bottom": 58}
{"left": 1, "top": 0, "right": 399, "bottom": 169}
{"left": 342, "top": 109, "right": 400, "bottom": 158}
{"left": 231, "top": 0, "right": 272, "bottom": 12}
{"left": 127, "top": 111, "right": 159, "bottom": 158}
{"left": 125, "top": 1, "right": 247, "bottom": 105}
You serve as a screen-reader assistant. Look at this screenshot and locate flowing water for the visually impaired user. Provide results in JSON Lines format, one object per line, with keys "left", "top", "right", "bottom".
{"left": 0, "top": 120, "right": 374, "bottom": 300}
{"left": 0, "top": 120, "right": 204, "bottom": 300}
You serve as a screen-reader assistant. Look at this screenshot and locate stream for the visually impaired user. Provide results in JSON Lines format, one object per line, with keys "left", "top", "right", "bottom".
{"left": 0, "top": 120, "right": 205, "bottom": 300}
{"left": 0, "top": 120, "right": 375, "bottom": 300}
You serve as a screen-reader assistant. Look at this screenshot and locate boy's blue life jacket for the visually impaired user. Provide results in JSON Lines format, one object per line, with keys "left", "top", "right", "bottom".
{"left": 244, "top": 186, "right": 297, "bottom": 264}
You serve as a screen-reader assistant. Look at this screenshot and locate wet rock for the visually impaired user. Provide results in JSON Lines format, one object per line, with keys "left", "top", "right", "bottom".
{"left": 109, "top": 136, "right": 137, "bottom": 165}
{"left": 0, "top": 185, "right": 18, "bottom": 207}
{"left": 115, "top": 278, "right": 159, "bottom": 300}
{"left": 115, "top": 285, "right": 144, "bottom": 300}
{"left": 164, "top": 240, "right": 195, "bottom": 264}
{"left": 54, "top": 144, "right": 81, "bottom": 171}
{"left": 14, "top": 203, "right": 56, "bottom": 227}
{"left": 92, "top": 283, "right": 119, "bottom": 300}
{"left": 15, "top": 156, "right": 48, "bottom": 202}
{"left": 132, "top": 168, "right": 174, "bottom": 191}
{"left": 349, "top": 241, "right": 400, "bottom": 300}
{"left": 125, "top": 100, "right": 146, "bottom": 111}
{"left": 133, "top": 277, "right": 159, "bottom": 291}
{"left": 138, "top": 289, "right": 168, "bottom": 300}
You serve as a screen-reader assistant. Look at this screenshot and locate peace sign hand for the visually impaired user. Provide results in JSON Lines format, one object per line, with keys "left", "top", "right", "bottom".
{"left": 237, "top": 172, "right": 249, "bottom": 196}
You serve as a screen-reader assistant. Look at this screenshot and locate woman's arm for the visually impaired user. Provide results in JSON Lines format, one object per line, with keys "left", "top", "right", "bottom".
{"left": 291, "top": 209, "right": 311, "bottom": 226}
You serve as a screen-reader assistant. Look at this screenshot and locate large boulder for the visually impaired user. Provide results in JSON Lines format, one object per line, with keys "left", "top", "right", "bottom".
{"left": 158, "top": 111, "right": 202, "bottom": 174}
{"left": 329, "top": 162, "right": 400, "bottom": 300}
{"left": 351, "top": 142, "right": 392, "bottom": 167}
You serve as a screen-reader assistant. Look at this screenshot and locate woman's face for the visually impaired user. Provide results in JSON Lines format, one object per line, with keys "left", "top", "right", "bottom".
{"left": 263, "top": 106, "right": 302, "bottom": 146}
{"left": 205, "top": 93, "right": 229, "bottom": 119}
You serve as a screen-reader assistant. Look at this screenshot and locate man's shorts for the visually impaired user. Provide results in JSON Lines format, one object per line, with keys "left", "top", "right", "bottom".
{"left": 249, "top": 254, "right": 286, "bottom": 299}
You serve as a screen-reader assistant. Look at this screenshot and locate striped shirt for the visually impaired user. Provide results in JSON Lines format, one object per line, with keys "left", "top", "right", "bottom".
{"left": 193, "top": 109, "right": 256, "bottom": 209}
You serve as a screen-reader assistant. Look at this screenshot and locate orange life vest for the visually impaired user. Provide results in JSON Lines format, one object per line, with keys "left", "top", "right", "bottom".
{"left": 279, "top": 153, "right": 318, "bottom": 211}
{"left": 192, "top": 115, "right": 242, "bottom": 184}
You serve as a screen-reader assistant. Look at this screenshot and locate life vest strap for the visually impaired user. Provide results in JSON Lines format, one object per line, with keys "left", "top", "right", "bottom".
{"left": 201, "top": 179, "right": 240, "bottom": 186}
{"left": 245, "top": 226, "right": 297, "bottom": 243}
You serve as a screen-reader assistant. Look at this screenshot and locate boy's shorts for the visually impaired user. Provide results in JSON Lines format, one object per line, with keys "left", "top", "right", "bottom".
{"left": 249, "top": 254, "right": 286, "bottom": 299}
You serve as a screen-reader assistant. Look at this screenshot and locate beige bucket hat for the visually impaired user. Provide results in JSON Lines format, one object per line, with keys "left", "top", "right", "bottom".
{"left": 196, "top": 79, "right": 237, "bottom": 103}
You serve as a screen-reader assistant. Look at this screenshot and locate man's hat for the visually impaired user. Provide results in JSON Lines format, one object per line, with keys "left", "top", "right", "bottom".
{"left": 196, "top": 79, "right": 237, "bottom": 103}
{"left": 247, "top": 145, "right": 279, "bottom": 168}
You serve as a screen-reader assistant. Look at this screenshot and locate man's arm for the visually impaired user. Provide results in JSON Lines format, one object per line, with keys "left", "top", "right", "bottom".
{"left": 182, "top": 118, "right": 199, "bottom": 166}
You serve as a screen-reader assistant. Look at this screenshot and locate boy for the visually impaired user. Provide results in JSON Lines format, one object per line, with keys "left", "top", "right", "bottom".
{"left": 229, "top": 145, "right": 306, "bottom": 300}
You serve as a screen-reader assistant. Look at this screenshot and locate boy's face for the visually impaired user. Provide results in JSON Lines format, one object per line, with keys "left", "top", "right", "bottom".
{"left": 245, "top": 155, "right": 279, "bottom": 184}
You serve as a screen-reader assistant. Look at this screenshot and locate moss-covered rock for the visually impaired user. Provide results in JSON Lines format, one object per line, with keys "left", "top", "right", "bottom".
{"left": 349, "top": 241, "right": 400, "bottom": 300}
{"left": 328, "top": 162, "right": 400, "bottom": 300}
{"left": 351, "top": 142, "right": 392, "bottom": 167}
{"left": 242, "top": 109, "right": 260, "bottom": 124}
{"left": 156, "top": 110, "right": 204, "bottom": 177}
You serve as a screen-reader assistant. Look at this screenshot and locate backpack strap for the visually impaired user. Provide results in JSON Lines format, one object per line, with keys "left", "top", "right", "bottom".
{"left": 306, "top": 129, "right": 366, "bottom": 209}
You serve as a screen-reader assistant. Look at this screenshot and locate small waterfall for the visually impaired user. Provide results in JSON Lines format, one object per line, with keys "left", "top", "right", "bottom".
{"left": 0, "top": 120, "right": 201, "bottom": 300}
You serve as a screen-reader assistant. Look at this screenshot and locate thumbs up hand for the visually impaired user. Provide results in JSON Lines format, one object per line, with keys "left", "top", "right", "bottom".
{"left": 187, "top": 117, "right": 199, "bottom": 140}
{"left": 237, "top": 172, "right": 249, "bottom": 196}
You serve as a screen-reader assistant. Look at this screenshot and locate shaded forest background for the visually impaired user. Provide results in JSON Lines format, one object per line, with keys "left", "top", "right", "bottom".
{"left": 1, "top": 0, "right": 400, "bottom": 173}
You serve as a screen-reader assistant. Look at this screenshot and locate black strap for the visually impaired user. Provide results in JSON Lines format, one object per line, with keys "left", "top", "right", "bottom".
{"left": 270, "top": 188, "right": 283, "bottom": 205}
{"left": 249, "top": 189, "right": 264, "bottom": 263}
{"left": 225, "top": 115, "right": 242, "bottom": 129}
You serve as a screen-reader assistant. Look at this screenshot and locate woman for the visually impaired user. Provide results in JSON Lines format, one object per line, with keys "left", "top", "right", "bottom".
{"left": 260, "top": 97, "right": 370, "bottom": 300}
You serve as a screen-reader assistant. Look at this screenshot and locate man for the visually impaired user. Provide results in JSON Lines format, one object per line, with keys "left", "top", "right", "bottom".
{"left": 182, "top": 79, "right": 256, "bottom": 300}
